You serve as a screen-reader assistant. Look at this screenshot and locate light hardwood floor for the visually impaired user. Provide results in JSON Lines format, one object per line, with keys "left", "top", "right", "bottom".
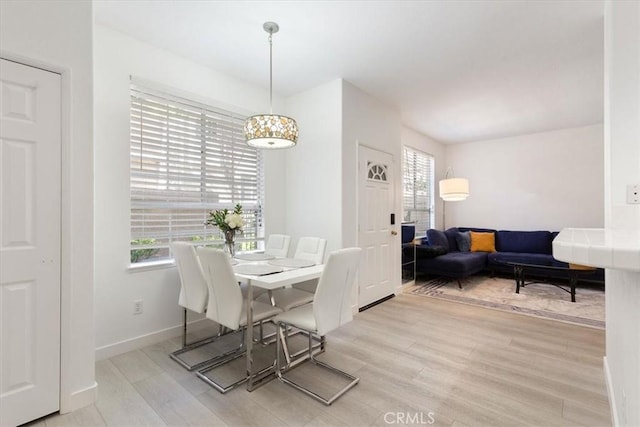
{"left": 25, "top": 293, "right": 611, "bottom": 427}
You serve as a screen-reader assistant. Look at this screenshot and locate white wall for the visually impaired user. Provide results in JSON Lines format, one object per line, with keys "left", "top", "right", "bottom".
{"left": 0, "top": 0, "right": 96, "bottom": 412}
{"left": 283, "top": 79, "right": 404, "bottom": 299}
{"left": 341, "top": 80, "right": 403, "bottom": 289}
{"left": 284, "top": 79, "right": 343, "bottom": 253}
{"left": 444, "top": 124, "right": 604, "bottom": 230}
{"left": 401, "top": 126, "right": 447, "bottom": 232}
{"left": 93, "top": 25, "right": 287, "bottom": 357}
{"left": 603, "top": 1, "right": 640, "bottom": 425}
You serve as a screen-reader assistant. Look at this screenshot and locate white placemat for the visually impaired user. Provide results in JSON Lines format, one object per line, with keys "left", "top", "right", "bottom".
{"left": 268, "top": 258, "right": 316, "bottom": 268}
{"left": 234, "top": 253, "right": 275, "bottom": 261}
{"left": 233, "top": 263, "right": 283, "bottom": 276}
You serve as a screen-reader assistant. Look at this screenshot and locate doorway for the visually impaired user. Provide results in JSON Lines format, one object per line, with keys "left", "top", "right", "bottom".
{"left": 0, "top": 58, "right": 62, "bottom": 426}
{"left": 357, "top": 145, "right": 396, "bottom": 309}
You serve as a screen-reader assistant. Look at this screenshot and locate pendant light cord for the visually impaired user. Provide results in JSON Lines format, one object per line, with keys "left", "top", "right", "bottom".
{"left": 269, "top": 33, "right": 273, "bottom": 114}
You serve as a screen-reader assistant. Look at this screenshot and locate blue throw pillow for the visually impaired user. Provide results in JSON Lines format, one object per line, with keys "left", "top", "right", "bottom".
{"left": 456, "top": 231, "right": 471, "bottom": 252}
{"left": 426, "top": 229, "right": 449, "bottom": 252}
{"left": 444, "top": 227, "right": 459, "bottom": 252}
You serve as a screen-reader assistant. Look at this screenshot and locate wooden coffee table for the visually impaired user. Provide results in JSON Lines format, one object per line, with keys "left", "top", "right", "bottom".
{"left": 505, "top": 262, "right": 597, "bottom": 303}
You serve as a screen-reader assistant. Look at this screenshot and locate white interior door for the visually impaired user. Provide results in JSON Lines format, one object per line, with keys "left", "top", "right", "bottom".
{"left": 0, "top": 59, "right": 61, "bottom": 426}
{"left": 358, "top": 145, "right": 395, "bottom": 308}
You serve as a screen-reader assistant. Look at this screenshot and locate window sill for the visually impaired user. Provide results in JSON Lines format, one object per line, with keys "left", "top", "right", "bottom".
{"left": 128, "top": 259, "right": 175, "bottom": 273}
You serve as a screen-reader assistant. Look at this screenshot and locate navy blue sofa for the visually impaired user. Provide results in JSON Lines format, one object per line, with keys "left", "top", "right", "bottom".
{"left": 415, "top": 227, "right": 604, "bottom": 286}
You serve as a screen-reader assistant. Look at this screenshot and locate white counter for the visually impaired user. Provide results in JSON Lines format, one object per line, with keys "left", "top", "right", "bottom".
{"left": 553, "top": 228, "right": 640, "bottom": 272}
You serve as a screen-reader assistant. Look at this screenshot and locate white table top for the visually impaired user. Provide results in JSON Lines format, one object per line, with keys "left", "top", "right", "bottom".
{"left": 553, "top": 228, "right": 640, "bottom": 272}
{"left": 234, "top": 264, "right": 324, "bottom": 290}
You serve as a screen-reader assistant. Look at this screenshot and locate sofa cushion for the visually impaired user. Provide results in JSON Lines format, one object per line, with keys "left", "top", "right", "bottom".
{"left": 550, "top": 258, "right": 569, "bottom": 268}
{"left": 456, "top": 231, "right": 471, "bottom": 252}
{"left": 444, "top": 227, "right": 460, "bottom": 251}
{"left": 496, "top": 230, "right": 552, "bottom": 254}
{"left": 415, "top": 245, "right": 447, "bottom": 259}
{"left": 470, "top": 231, "right": 496, "bottom": 252}
{"left": 416, "top": 251, "right": 488, "bottom": 278}
{"left": 426, "top": 229, "right": 449, "bottom": 252}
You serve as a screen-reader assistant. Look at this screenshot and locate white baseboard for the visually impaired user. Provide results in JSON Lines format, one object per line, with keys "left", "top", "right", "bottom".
{"left": 603, "top": 356, "right": 619, "bottom": 427}
{"left": 60, "top": 381, "right": 98, "bottom": 413}
{"left": 95, "top": 318, "right": 211, "bottom": 361}
{"left": 398, "top": 280, "right": 415, "bottom": 293}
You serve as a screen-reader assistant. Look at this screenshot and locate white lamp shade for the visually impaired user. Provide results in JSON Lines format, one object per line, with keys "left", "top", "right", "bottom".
{"left": 439, "top": 178, "right": 469, "bottom": 201}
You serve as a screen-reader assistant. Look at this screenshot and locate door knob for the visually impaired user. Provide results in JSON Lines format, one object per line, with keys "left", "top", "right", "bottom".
{"left": 391, "top": 230, "right": 398, "bottom": 236}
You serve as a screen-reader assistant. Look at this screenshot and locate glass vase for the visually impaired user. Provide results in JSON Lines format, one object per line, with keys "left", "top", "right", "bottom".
{"left": 224, "top": 229, "right": 236, "bottom": 258}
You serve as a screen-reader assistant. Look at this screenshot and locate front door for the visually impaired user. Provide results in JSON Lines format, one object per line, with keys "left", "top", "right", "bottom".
{"left": 358, "top": 145, "right": 395, "bottom": 308}
{"left": 0, "top": 58, "right": 62, "bottom": 426}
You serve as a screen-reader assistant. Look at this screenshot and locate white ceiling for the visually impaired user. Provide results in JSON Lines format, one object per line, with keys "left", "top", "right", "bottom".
{"left": 95, "top": 0, "right": 604, "bottom": 144}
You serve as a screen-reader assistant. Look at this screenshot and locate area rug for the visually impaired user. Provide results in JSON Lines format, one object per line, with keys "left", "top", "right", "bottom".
{"left": 406, "top": 275, "right": 605, "bottom": 329}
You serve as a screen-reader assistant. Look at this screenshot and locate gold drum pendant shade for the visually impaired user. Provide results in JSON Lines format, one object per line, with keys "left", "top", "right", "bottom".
{"left": 244, "top": 21, "right": 299, "bottom": 149}
{"left": 244, "top": 114, "right": 298, "bottom": 149}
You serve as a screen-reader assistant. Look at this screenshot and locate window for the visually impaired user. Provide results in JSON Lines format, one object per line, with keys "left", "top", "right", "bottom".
{"left": 130, "top": 83, "right": 264, "bottom": 264}
{"left": 402, "top": 146, "right": 434, "bottom": 236}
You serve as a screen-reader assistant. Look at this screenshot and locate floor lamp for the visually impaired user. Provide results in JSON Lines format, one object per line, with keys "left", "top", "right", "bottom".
{"left": 439, "top": 167, "right": 469, "bottom": 229}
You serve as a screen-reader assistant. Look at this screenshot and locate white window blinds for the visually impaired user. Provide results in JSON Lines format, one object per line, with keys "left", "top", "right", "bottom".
{"left": 402, "top": 146, "right": 434, "bottom": 237}
{"left": 130, "top": 83, "right": 263, "bottom": 263}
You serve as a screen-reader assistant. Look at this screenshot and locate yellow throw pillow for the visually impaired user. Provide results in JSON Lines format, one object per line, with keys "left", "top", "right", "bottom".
{"left": 469, "top": 231, "right": 496, "bottom": 252}
{"left": 569, "top": 263, "right": 596, "bottom": 270}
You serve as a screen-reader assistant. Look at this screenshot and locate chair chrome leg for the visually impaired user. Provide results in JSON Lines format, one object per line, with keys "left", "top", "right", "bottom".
{"left": 170, "top": 310, "right": 234, "bottom": 371}
{"left": 277, "top": 321, "right": 292, "bottom": 366}
{"left": 182, "top": 308, "right": 187, "bottom": 347}
{"left": 196, "top": 324, "right": 274, "bottom": 394}
{"left": 276, "top": 322, "right": 283, "bottom": 378}
{"left": 182, "top": 309, "right": 224, "bottom": 347}
{"left": 258, "top": 321, "right": 303, "bottom": 346}
{"left": 275, "top": 321, "right": 359, "bottom": 406}
{"left": 196, "top": 351, "right": 248, "bottom": 393}
{"left": 260, "top": 321, "right": 264, "bottom": 343}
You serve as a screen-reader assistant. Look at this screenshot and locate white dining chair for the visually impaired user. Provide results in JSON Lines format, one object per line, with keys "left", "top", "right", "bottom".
{"left": 237, "top": 234, "right": 291, "bottom": 300}
{"left": 169, "top": 242, "right": 228, "bottom": 371}
{"left": 264, "top": 234, "right": 291, "bottom": 258}
{"left": 195, "top": 247, "right": 282, "bottom": 393}
{"left": 293, "top": 237, "right": 327, "bottom": 264}
{"left": 255, "top": 237, "right": 327, "bottom": 311}
{"left": 291, "top": 237, "right": 327, "bottom": 294}
{"left": 273, "top": 247, "right": 362, "bottom": 405}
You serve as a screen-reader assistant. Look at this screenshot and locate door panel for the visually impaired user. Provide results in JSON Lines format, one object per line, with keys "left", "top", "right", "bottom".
{"left": 2, "top": 140, "right": 35, "bottom": 247}
{"left": 0, "top": 58, "right": 61, "bottom": 427}
{"left": 358, "top": 145, "right": 395, "bottom": 308}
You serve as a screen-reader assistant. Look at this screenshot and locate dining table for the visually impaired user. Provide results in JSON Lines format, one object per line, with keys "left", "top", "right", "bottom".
{"left": 232, "top": 257, "right": 324, "bottom": 391}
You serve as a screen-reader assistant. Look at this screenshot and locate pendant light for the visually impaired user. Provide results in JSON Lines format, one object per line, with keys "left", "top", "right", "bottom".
{"left": 244, "top": 22, "right": 299, "bottom": 149}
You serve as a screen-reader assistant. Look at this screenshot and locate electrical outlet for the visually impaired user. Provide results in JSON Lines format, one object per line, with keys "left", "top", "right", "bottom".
{"left": 133, "top": 299, "right": 143, "bottom": 315}
{"left": 627, "top": 184, "right": 640, "bottom": 204}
